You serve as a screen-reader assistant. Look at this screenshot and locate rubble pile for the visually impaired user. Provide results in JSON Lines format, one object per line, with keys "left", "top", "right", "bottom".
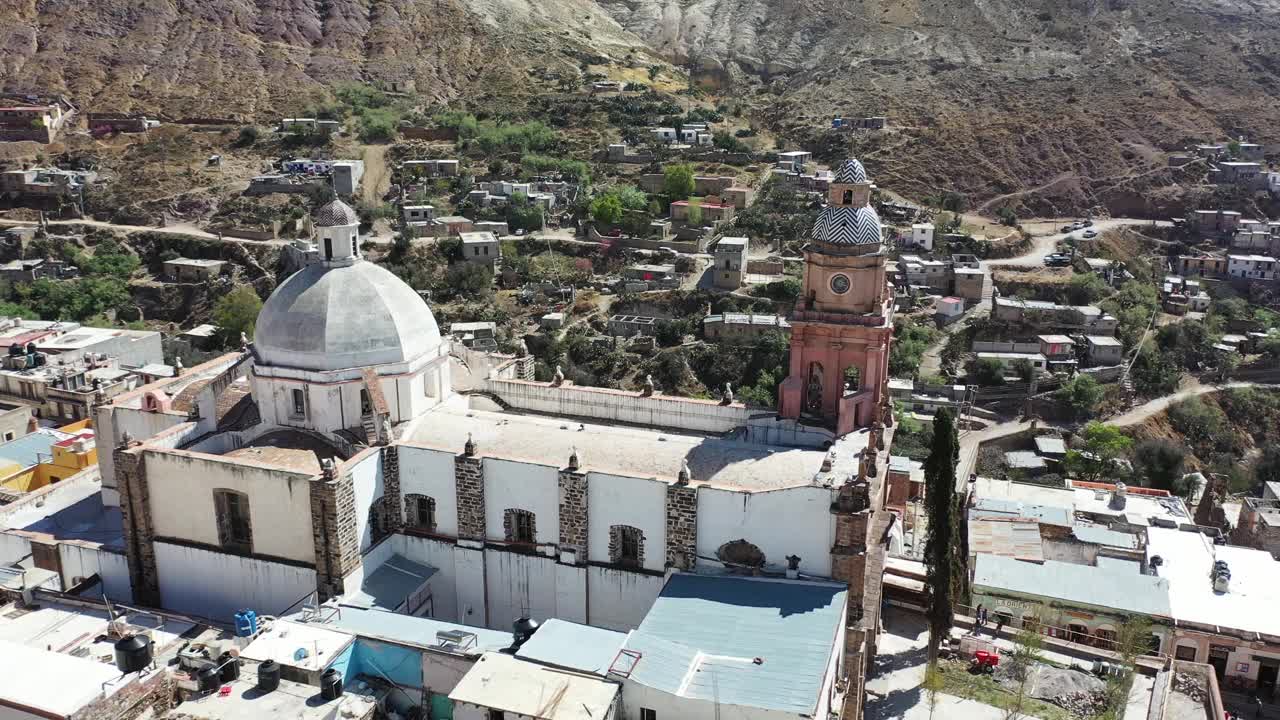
{"left": 1174, "top": 673, "right": 1208, "bottom": 703}
{"left": 1052, "top": 690, "right": 1108, "bottom": 716}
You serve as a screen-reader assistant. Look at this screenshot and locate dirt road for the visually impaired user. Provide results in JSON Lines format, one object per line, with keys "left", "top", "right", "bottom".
{"left": 0, "top": 217, "right": 292, "bottom": 246}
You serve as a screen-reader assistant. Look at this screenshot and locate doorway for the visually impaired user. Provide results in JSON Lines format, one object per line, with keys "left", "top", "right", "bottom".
{"left": 1208, "top": 645, "right": 1230, "bottom": 682}
{"left": 1259, "top": 662, "right": 1278, "bottom": 700}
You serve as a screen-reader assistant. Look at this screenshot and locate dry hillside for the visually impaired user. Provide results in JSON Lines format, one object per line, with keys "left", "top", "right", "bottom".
{"left": 5, "top": 0, "right": 1280, "bottom": 214}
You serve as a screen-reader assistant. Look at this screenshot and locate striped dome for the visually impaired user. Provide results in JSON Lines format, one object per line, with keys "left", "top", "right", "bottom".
{"left": 834, "top": 158, "right": 868, "bottom": 184}
{"left": 811, "top": 205, "right": 883, "bottom": 246}
{"left": 314, "top": 199, "right": 360, "bottom": 227}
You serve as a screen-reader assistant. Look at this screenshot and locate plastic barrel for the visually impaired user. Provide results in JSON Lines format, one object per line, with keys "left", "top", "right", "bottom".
{"left": 320, "top": 668, "right": 343, "bottom": 701}
{"left": 257, "top": 660, "right": 281, "bottom": 693}
{"left": 197, "top": 666, "right": 220, "bottom": 693}
{"left": 218, "top": 651, "right": 240, "bottom": 682}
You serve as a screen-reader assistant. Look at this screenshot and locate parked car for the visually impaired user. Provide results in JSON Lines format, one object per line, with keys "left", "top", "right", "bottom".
{"left": 1044, "top": 254, "right": 1072, "bottom": 267}
{"left": 1061, "top": 225, "right": 1074, "bottom": 233}
{"left": 1082, "top": 229, "right": 1098, "bottom": 239}
{"left": 1082, "top": 218, "right": 1093, "bottom": 227}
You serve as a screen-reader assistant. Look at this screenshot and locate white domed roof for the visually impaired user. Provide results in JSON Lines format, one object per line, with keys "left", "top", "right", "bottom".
{"left": 811, "top": 205, "right": 883, "bottom": 246}
{"left": 315, "top": 199, "right": 360, "bottom": 227}
{"left": 254, "top": 260, "right": 441, "bottom": 372}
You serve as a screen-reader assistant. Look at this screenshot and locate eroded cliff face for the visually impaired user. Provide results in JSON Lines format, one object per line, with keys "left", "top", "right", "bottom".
{"left": 4, "top": 0, "right": 1280, "bottom": 213}
{"left": 0, "top": 0, "right": 645, "bottom": 118}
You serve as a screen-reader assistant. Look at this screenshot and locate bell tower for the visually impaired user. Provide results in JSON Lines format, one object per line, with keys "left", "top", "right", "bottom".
{"left": 778, "top": 157, "right": 894, "bottom": 436}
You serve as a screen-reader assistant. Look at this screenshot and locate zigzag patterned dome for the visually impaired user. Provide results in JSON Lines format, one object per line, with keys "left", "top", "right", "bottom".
{"left": 811, "top": 205, "right": 883, "bottom": 246}
{"left": 314, "top": 198, "right": 360, "bottom": 227}
{"left": 834, "top": 158, "right": 869, "bottom": 184}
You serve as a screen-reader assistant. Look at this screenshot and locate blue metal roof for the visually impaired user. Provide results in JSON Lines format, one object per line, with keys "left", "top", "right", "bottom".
{"left": 345, "top": 554, "right": 437, "bottom": 611}
{"left": 622, "top": 574, "right": 847, "bottom": 714}
{"left": 331, "top": 605, "right": 513, "bottom": 656}
{"left": 515, "top": 619, "right": 626, "bottom": 675}
{"left": 0, "top": 430, "right": 63, "bottom": 469}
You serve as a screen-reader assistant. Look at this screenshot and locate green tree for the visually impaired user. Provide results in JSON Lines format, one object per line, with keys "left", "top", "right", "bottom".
{"left": 616, "top": 186, "right": 648, "bottom": 211}
{"left": 1254, "top": 446, "right": 1280, "bottom": 492}
{"left": 1011, "top": 358, "right": 1037, "bottom": 384}
{"left": 212, "top": 286, "right": 263, "bottom": 345}
{"left": 1055, "top": 373, "right": 1103, "bottom": 419}
{"left": 647, "top": 65, "right": 660, "bottom": 82}
{"left": 1065, "top": 272, "right": 1110, "bottom": 305}
{"left": 590, "top": 194, "right": 624, "bottom": 225}
{"left": 924, "top": 407, "right": 959, "bottom": 661}
{"left": 655, "top": 321, "right": 685, "bottom": 347}
{"left": 1063, "top": 421, "right": 1133, "bottom": 483}
{"left": 1132, "top": 440, "right": 1188, "bottom": 494}
{"left": 1006, "top": 605, "right": 1046, "bottom": 720}
{"left": 663, "top": 163, "right": 695, "bottom": 200}
{"left": 971, "top": 357, "right": 1007, "bottom": 386}
{"left": 439, "top": 263, "right": 493, "bottom": 300}
{"left": 686, "top": 200, "right": 704, "bottom": 226}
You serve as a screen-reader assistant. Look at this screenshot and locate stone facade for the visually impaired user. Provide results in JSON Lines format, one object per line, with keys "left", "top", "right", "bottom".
{"left": 75, "top": 666, "right": 175, "bottom": 720}
{"left": 380, "top": 445, "right": 403, "bottom": 530}
{"left": 310, "top": 465, "right": 360, "bottom": 600}
{"left": 665, "top": 483, "right": 698, "bottom": 570}
{"left": 454, "top": 454, "right": 486, "bottom": 540}
{"left": 115, "top": 444, "right": 160, "bottom": 607}
{"left": 558, "top": 470, "right": 588, "bottom": 561}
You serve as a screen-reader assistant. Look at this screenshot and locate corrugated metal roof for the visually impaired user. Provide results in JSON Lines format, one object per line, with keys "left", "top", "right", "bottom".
{"left": 973, "top": 555, "right": 1171, "bottom": 617}
{"left": 1071, "top": 525, "right": 1139, "bottom": 549}
{"left": 621, "top": 574, "right": 846, "bottom": 714}
{"left": 344, "top": 554, "right": 437, "bottom": 612}
{"left": 970, "top": 498, "right": 1072, "bottom": 527}
{"left": 968, "top": 520, "right": 1044, "bottom": 562}
{"left": 331, "top": 605, "right": 513, "bottom": 656}
{"left": 0, "top": 429, "right": 69, "bottom": 469}
{"left": 515, "top": 619, "right": 626, "bottom": 675}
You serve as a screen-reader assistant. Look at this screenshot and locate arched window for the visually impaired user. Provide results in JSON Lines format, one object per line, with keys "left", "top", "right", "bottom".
{"left": 368, "top": 496, "right": 393, "bottom": 544}
{"left": 213, "top": 489, "right": 253, "bottom": 554}
{"left": 405, "top": 494, "right": 436, "bottom": 532}
{"left": 504, "top": 509, "right": 536, "bottom": 545}
{"left": 716, "top": 539, "right": 765, "bottom": 572}
{"left": 842, "top": 189, "right": 854, "bottom": 205}
{"left": 610, "top": 525, "right": 645, "bottom": 567}
{"left": 324, "top": 237, "right": 333, "bottom": 260}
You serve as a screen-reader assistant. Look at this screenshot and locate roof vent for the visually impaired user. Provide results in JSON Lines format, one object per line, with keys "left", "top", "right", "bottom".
{"left": 1109, "top": 482, "right": 1127, "bottom": 511}
{"left": 1150, "top": 555, "right": 1164, "bottom": 574}
{"left": 1212, "top": 559, "right": 1230, "bottom": 593}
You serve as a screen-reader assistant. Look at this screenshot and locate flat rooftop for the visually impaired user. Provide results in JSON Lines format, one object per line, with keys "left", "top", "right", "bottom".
{"left": 974, "top": 554, "right": 1172, "bottom": 618}
{"left": 1146, "top": 526, "right": 1280, "bottom": 637}
{"left": 3, "top": 477, "right": 123, "bottom": 550}
{"left": 328, "top": 604, "right": 513, "bottom": 656}
{"left": 176, "top": 667, "right": 377, "bottom": 720}
{"left": 406, "top": 399, "right": 847, "bottom": 490}
{"left": 514, "top": 618, "right": 626, "bottom": 675}
{"left": 241, "top": 619, "right": 355, "bottom": 673}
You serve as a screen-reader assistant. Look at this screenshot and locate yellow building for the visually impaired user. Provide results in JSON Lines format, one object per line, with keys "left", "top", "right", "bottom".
{"left": 0, "top": 427, "right": 97, "bottom": 494}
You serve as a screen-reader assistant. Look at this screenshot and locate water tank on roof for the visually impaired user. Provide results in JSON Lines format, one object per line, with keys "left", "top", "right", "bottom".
{"left": 512, "top": 616, "right": 540, "bottom": 649}
{"left": 320, "top": 668, "right": 343, "bottom": 701}
{"left": 257, "top": 660, "right": 281, "bottom": 692}
{"left": 113, "top": 634, "right": 152, "bottom": 674}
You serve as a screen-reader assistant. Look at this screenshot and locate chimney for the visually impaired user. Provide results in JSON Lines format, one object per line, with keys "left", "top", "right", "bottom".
{"left": 785, "top": 555, "right": 801, "bottom": 580}
{"left": 1109, "top": 482, "right": 1127, "bottom": 511}
{"left": 1212, "top": 559, "right": 1230, "bottom": 593}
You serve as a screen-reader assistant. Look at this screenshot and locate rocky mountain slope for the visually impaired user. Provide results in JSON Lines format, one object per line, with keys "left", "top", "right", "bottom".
{"left": 4, "top": 0, "right": 1280, "bottom": 214}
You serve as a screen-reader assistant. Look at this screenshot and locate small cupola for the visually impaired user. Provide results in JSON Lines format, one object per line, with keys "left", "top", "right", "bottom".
{"left": 314, "top": 198, "right": 361, "bottom": 265}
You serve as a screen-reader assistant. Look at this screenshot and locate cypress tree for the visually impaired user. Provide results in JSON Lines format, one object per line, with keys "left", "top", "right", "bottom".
{"left": 923, "top": 407, "right": 959, "bottom": 661}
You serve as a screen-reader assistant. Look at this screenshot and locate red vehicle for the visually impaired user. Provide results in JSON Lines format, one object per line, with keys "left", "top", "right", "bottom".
{"left": 972, "top": 650, "right": 1000, "bottom": 673}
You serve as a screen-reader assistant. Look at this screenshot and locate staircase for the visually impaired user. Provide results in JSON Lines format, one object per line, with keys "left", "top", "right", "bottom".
{"left": 361, "top": 413, "right": 378, "bottom": 444}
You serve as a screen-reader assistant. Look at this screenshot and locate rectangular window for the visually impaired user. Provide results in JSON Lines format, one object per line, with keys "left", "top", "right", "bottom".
{"left": 514, "top": 513, "right": 534, "bottom": 544}
{"left": 291, "top": 388, "right": 305, "bottom": 416}
{"left": 1175, "top": 645, "right": 1198, "bottom": 662}
{"left": 214, "top": 490, "right": 253, "bottom": 554}
{"left": 620, "top": 530, "right": 640, "bottom": 566}
{"left": 413, "top": 497, "right": 436, "bottom": 531}
{"left": 488, "top": 711, "right": 505, "bottom": 720}
{"left": 361, "top": 389, "right": 372, "bottom": 414}
{"left": 3, "top": 432, "right": 12, "bottom": 441}
{"left": 641, "top": 709, "right": 657, "bottom": 720}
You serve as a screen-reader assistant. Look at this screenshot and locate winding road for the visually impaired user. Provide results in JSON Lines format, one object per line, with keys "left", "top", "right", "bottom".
{"left": 916, "top": 217, "right": 1170, "bottom": 377}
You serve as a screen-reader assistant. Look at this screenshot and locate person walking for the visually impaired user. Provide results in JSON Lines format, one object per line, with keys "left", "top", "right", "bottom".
{"left": 975, "top": 604, "right": 986, "bottom": 634}
{"left": 995, "top": 614, "right": 1005, "bottom": 639}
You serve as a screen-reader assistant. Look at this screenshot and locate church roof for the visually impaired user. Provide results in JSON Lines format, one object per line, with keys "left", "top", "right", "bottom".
{"left": 811, "top": 204, "right": 883, "bottom": 246}
{"left": 254, "top": 260, "right": 441, "bottom": 372}
{"left": 833, "top": 158, "right": 868, "bottom": 184}
{"left": 314, "top": 198, "right": 360, "bottom": 227}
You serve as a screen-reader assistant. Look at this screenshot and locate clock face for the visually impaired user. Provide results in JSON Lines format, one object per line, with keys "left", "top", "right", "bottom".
{"left": 830, "top": 273, "right": 851, "bottom": 294}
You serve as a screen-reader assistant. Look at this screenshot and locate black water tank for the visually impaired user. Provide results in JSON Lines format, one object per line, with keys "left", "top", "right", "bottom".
{"left": 320, "top": 668, "right": 343, "bottom": 701}
{"left": 257, "top": 660, "right": 281, "bottom": 693}
{"left": 113, "top": 634, "right": 152, "bottom": 674}
{"left": 218, "top": 652, "right": 240, "bottom": 682}
{"left": 196, "top": 666, "right": 221, "bottom": 693}
{"left": 512, "top": 617, "right": 540, "bottom": 648}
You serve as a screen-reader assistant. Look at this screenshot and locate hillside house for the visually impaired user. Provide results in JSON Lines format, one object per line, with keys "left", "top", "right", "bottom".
{"left": 1085, "top": 335, "right": 1124, "bottom": 366}
{"left": 0, "top": 95, "right": 74, "bottom": 143}
{"left": 399, "top": 159, "right": 460, "bottom": 179}
{"left": 1215, "top": 161, "right": 1263, "bottom": 185}
{"left": 992, "top": 297, "right": 1118, "bottom": 333}
{"left": 1192, "top": 209, "right": 1241, "bottom": 236}
{"left": 670, "top": 198, "right": 736, "bottom": 224}
{"left": 402, "top": 204, "right": 436, "bottom": 224}
{"left": 607, "top": 314, "right": 658, "bottom": 337}
{"left": 1177, "top": 255, "right": 1228, "bottom": 279}
{"left": 703, "top": 313, "right": 792, "bottom": 342}
{"left": 908, "top": 223, "right": 935, "bottom": 250}
{"left": 88, "top": 113, "right": 157, "bottom": 133}
{"left": 1228, "top": 254, "right": 1278, "bottom": 281}
{"left": 162, "top": 258, "right": 227, "bottom": 283}
{"left": 0, "top": 168, "right": 95, "bottom": 201}
{"left": 713, "top": 236, "right": 749, "bottom": 289}
{"left": 460, "top": 231, "right": 500, "bottom": 268}
{"left": 898, "top": 254, "right": 949, "bottom": 291}
{"left": 776, "top": 150, "right": 812, "bottom": 171}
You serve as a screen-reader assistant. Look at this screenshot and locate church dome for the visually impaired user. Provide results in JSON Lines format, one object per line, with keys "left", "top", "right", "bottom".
{"left": 253, "top": 260, "right": 441, "bottom": 372}
{"left": 833, "top": 158, "right": 869, "bottom": 184}
{"left": 315, "top": 198, "right": 360, "bottom": 227}
{"left": 811, "top": 204, "right": 883, "bottom": 246}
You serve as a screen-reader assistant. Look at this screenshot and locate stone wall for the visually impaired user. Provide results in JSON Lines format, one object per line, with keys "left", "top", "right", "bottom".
{"left": 454, "top": 454, "right": 486, "bottom": 540}
{"left": 115, "top": 445, "right": 160, "bottom": 606}
{"left": 558, "top": 470, "right": 588, "bottom": 561}
{"left": 381, "top": 445, "right": 403, "bottom": 530}
{"left": 74, "top": 667, "right": 175, "bottom": 720}
{"left": 665, "top": 483, "right": 698, "bottom": 570}
{"left": 310, "top": 466, "right": 360, "bottom": 600}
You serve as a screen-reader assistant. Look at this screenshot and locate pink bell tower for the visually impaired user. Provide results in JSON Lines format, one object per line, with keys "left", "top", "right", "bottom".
{"left": 778, "top": 157, "right": 894, "bottom": 436}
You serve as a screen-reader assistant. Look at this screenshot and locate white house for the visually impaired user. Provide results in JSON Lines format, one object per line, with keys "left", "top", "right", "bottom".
{"left": 1228, "top": 254, "right": 1278, "bottom": 281}
{"left": 909, "top": 223, "right": 935, "bottom": 250}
